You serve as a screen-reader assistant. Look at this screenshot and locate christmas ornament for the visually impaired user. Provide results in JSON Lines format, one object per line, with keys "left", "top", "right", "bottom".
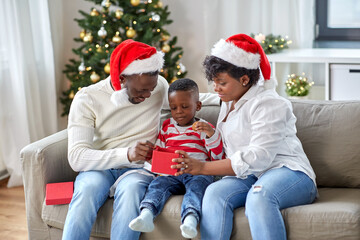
{"left": 151, "top": 12, "right": 160, "bottom": 22}
{"left": 161, "top": 44, "right": 170, "bottom": 53}
{"left": 101, "top": 0, "right": 111, "bottom": 8}
{"left": 69, "top": 90, "right": 75, "bottom": 99}
{"left": 79, "top": 29, "right": 86, "bottom": 40}
{"left": 126, "top": 27, "right": 136, "bottom": 38}
{"left": 90, "top": 71, "right": 101, "bottom": 83}
{"left": 157, "top": 1, "right": 163, "bottom": 8}
{"left": 98, "top": 26, "right": 107, "bottom": 38}
{"left": 78, "top": 62, "right": 86, "bottom": 72}
{"left": 130, "top": 0, "right": 141, "bottom": 6}
{"left": 178, "top": 63, "right": 186, "bottom": 72}
{"left": 170, "top": 77, "right": 177, "bottom": 83}
{"left": 83, "top": 33, "right": 93, "bottom": 42}
{"left": 161, "top": 34, "right": 169, "bottom": 41}
{"left": 90, "top": 8, "right": 99, "bottom": 16}
{"left": 112, "top": 31, "right": 122, "bottom": 43}
{"left": 115, "top": 9, "right": 124, "bottom": 19}
{"left": 104, "top": 63, "right": 110, "bottom": 74}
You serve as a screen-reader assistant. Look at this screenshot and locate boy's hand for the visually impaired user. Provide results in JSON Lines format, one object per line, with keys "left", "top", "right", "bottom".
{"left": 128, "top": 140, "right": 154, "bottom": 162}
{"left": 192, "top": 122, "right": 215, "bottom": 138}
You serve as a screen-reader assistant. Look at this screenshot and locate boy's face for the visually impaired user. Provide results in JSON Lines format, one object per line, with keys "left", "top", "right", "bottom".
{"left": 168, "top": 90, "right": 201, "bottom": 126}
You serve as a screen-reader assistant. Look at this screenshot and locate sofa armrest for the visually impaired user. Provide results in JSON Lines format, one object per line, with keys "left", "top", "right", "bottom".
{"left": 20, "top": 129, "right": 77, "bottom": 239}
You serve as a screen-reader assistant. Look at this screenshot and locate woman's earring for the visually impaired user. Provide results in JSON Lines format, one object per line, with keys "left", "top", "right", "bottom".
{"left": 243, "top": 83, "right": 246, "bottom": 87}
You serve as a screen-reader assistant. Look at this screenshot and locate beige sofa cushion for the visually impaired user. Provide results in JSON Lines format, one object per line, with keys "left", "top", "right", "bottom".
{"left": 42, "top": 188, "right": 360, "bottom": 239}
{"left": 291, "top": 100, "right": 360, "bottom": 188}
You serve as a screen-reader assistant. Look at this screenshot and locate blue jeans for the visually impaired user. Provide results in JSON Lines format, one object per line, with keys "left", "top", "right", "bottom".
{"left": 200, "top": 167, "right": 317, "bottom": 240}
{"left": 62, "top": 168, "right": 155, "bottom": 240}
{"left": 140, "top": 174, "right": 214, "bottom": 223}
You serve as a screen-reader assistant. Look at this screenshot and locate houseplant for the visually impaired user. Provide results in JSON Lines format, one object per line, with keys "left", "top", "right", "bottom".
{"left": 285, "top": 73, "right": 314, "bottom": 98}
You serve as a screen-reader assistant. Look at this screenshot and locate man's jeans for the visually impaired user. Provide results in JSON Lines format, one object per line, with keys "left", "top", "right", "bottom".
{"left": 140, "top": 174, "right": 214, "bottom": 223}
{"left": 62, "top": 168, "right": 154, "bottom": 240}
{"left": 200, "top": 167, "right": 317, "bottom": 240}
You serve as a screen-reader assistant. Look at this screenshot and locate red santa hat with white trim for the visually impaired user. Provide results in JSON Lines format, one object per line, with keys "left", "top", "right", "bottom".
{"left": 109, "top": 39, "right": 164, "bottom": 105}
{"left": 211, "top": 33, "right": 276, "bottom": 89}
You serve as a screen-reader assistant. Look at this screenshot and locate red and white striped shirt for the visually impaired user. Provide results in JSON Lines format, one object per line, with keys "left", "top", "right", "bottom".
{"left": 156, "top": 118, "right": 224, "bottom": 161}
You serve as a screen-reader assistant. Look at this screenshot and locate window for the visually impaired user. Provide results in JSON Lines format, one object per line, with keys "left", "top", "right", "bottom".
{"left": 316, "top": 0, "right": 360, "bottom": 41}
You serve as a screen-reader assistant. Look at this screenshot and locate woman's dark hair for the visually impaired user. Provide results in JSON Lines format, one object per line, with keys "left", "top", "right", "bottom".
{"left": 203, "top": 55, "right": 260, "bottom": 86}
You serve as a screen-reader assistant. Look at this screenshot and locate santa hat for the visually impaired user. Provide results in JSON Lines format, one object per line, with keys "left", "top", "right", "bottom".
{"left": 109, "top": 39, "right": 164, "bottom": 105}
{"left": 211, "top": 33, "right": 276, "bottom": 89}
{"left": 110, "top": 39, "right": 164, "bottom": 91}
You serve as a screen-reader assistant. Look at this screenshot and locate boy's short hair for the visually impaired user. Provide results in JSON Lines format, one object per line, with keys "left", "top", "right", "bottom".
{"left": 168, "top": 78, "right": 199, "bottom": 95}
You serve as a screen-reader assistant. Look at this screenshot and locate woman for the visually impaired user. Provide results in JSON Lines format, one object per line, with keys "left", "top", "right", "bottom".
{"left": 172, "top": 34, "right": 317, "bottom": 240}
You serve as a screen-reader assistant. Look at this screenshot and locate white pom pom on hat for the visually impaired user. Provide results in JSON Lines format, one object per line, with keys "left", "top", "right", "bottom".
{"left": 211, "top": 33, "right": 276, "bottom": 89}
{"left": 109, "top": 39, "right": 164, "bottom": 105}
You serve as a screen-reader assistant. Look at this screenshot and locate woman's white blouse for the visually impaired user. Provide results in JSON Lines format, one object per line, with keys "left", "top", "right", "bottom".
{"left": 217, "top": 84, "right": 316, "bottom": 184}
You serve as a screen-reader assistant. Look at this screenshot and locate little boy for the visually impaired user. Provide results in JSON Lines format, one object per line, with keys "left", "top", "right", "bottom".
{"left": 129, "top": 78, "right": 224, "bottom": 238}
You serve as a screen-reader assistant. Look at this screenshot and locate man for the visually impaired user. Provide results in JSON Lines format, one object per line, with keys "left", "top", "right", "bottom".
{"left": 62, "top": 40, "right": 167, "bottom": 239}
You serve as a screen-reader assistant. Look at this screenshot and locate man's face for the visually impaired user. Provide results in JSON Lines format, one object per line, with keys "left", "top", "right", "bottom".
{"left": 122, "top": 74, "right": 158, "bottom": 104}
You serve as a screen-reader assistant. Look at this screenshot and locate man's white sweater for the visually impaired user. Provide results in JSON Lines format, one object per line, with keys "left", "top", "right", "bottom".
{"left": 67, "top": 76, "right": 168, "bottom": 172}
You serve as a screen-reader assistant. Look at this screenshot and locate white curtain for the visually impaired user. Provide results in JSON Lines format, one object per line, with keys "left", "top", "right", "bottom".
{"left": 163, "top": 0, "right": 315, "bottom": 93}
{"left": 0, "top": 0, "right": 58, "bottom": 187}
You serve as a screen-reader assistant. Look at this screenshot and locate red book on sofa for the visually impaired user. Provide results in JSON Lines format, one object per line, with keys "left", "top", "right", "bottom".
{"left": 46, "top": 182, "right": 74, "bottom": 205}
{"left": 151, "top": 148, "right": 181, "bottom": 175}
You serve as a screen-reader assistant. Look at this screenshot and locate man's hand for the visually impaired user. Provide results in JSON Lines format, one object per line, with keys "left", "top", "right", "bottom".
{"left": 127, "top": 140, "right": 154, "bottom": 162}
{"left": 193, "top": 122, "right": 215, "bottom": 138}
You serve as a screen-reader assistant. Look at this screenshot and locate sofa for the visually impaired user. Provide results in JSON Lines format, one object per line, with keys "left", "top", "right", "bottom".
{"left": 20, "top": 100, "right": 360, "bottom": 240}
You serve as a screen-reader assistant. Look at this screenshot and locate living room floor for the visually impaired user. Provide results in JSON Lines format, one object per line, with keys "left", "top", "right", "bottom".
{"left": 0, "top": 177, "right": 27, "bottom": 239}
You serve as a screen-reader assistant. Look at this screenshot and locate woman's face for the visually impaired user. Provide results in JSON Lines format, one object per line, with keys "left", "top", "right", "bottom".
{"left": 212, "top": 72, "right": 248, "bottom": 103}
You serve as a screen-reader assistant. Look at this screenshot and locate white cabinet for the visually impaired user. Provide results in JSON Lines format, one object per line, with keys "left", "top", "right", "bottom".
{"left": 267, "top": 49, "right": 360, "bottom": 100}
{"left": 330, "top": 64, "right": 360, "bottom": 100}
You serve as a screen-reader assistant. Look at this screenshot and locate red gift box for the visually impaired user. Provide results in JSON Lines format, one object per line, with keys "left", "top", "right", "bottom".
{"left": 46, "top": 181, "right": 74, "bottom": 205}
{"left": 151, "top": 148, "right": 181, "bottom": 175}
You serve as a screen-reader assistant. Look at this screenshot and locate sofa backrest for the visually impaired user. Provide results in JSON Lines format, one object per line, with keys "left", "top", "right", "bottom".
{"left": 291, "top": 100, "right": 360, "bottom": 188}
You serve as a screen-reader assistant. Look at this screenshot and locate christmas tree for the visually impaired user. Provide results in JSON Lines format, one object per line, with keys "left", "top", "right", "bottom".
{"left": 61, "top": 0, "right": 187, "bottom": 116}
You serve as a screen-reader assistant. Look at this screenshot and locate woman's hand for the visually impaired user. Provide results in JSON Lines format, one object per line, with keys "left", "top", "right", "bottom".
{"left": 193, "top": 122, "right": 215, "bottom": 138}
{"left": 171, "top": 150, "right": 205, "bottom": 176}
{"left": 127, "top": 140, "right": 154, "bottom": 162}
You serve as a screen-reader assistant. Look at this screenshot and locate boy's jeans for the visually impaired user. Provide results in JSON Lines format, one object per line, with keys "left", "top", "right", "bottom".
{"left": 200, "top": 167, "right": 317, "bottom": 240}
{"left": 62, "top": 168, "right": 155, "bottom": 240}
{"left": 140, "top": 174, "right": 214, "bottom": 223}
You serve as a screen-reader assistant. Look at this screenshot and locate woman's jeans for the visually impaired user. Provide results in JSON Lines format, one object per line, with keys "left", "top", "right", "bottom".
{"left": 62, "top": 168, "right": 155, "bottom": 240}
{"left": 140, "top": 174, "right": 214, "bottom": 223}
{"left": 200, "top": 167, "right": 317, "bottom": 240}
